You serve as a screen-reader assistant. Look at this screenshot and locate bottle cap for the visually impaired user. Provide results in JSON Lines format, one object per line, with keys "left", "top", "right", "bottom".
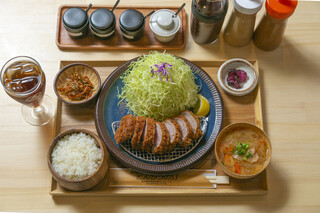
{"left": 233, "top": 0, "right": 264, "bottom": 15}
{"left": 266, "top": 0, "right": 298, "bottom": 19}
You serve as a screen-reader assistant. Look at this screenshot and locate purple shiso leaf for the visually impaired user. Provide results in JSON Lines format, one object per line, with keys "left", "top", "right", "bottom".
{"left": 227, "top": 68, "right": 247, "bottom": 89}
{"left": 236, "top": 70, "right": 247, "bottom": 83}
{"left": 227, "top": 74, "right": 235, "bottom": 82}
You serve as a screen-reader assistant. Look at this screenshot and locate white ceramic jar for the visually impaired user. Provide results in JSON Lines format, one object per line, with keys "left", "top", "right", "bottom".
{"left": 149, "top": 9, "right": 181, "bottom": 43}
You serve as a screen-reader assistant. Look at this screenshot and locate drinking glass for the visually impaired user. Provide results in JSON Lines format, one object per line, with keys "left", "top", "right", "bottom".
{"left": 1, "top": 56, "right": 55, "bottom": 125}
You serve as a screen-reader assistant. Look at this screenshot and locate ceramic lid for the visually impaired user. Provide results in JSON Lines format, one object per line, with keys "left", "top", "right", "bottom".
{"left": 90, "top": 8, "right": 115, "bottom": 30}
{"left": 119, "top": 9, "right": 144, "bottom": 31}
{"left": 63, "top": 7, "right": 87, "bottom": 28}
{"left": 233, "top": 0, "right": 264, "bottom": 15}
{"left": 149, "top": 9, "right": 181, "bottom": 36}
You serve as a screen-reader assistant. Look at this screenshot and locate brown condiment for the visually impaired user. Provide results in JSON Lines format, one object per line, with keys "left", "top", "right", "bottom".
{"left": 191, "top": 0, "right": 228, "bottom": 44}
{"left": 58, "top": 72, "right": 95, "bottom": 101}
{"left": 253, "top": 13, "right": 287, "bottom": 51}
{"left": 2, "top": 60, "right": 45, "bottom": 107}
{"left": 224, "top": 11, "right": 256, "bottom": 47}
{"left": 223, "top": 0, "right": 263, "bottom": 47}
{"left": 253, "top": 0, "right": 298, "bottom": 51}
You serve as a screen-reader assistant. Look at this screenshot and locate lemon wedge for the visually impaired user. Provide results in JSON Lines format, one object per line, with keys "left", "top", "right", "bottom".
{"left": 193, "top": 94, "right": 210, "bottom": 117}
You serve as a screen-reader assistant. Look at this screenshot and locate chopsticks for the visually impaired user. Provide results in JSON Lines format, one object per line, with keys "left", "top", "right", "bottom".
{"left": 204, "top": 174, "right": 230, "bottom": 185}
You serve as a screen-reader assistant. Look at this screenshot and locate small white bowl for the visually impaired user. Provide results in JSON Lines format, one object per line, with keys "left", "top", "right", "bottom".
{"left": 217, "top": 58, "right": 258, "bottom": 96}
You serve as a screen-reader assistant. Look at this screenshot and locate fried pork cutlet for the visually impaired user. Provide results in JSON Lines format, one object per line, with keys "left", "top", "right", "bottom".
{"left": 180, "top": 110, "right": 203, "bottom": 140}
{"left": 141, "top": 117, "right": 156, "bottom": 152}
{"left": 163, "top": 118, "right": 182, "bottom": 151}
{"left": 152, "top": 122, "right": 170, "bottom": 154}
{"left": 131, "top": 116, "right": 146, "bottom": 150}
{"left": 114, "top": 114, "right": 136, "bottom": 144}
{"left": 173, "top": 115, "right": 193, "bottom": 147}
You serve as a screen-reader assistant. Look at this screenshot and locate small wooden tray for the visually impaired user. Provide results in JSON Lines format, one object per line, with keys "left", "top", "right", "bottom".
{"left": 51, "top": 60, "right": 267, "bottom": 196}
{"left": 56, "top": 5, "right": 187, "bottom": 50}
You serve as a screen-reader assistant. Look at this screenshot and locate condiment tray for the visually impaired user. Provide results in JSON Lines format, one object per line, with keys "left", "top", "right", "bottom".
{"left": 56, "top": 5, "right": 187, "bottom": 50}
{"left": 51, "top": 60, "right": 267, "bottom": 196}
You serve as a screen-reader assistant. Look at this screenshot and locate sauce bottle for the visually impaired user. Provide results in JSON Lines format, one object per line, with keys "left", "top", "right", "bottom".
{"left": 253, "top": 0, "right": 298, "bottom": 51}
{"left": 223, "top": 0, "right": 264, "bottom": 47}
{"left": 191, "top": 0, "right": 228, "bottom": 44}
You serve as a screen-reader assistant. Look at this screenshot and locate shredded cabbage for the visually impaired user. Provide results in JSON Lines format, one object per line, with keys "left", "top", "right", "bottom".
{"left": 118, "top": 51, "right": 199, "bottom": 121}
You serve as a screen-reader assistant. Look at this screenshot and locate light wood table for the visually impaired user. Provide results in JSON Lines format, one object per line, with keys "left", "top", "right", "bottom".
{"left": 0, "top": 0, "right": 319, "bottom": 212}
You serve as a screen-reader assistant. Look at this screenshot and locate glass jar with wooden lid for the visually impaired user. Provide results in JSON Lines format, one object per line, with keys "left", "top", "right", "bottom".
{"left": 223, "top": 0, "right": 264, "bottom": 47}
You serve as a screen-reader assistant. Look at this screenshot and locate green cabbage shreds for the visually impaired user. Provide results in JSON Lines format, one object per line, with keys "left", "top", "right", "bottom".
{"left": 118, "top": 51, "right": 199, "bottom": 121}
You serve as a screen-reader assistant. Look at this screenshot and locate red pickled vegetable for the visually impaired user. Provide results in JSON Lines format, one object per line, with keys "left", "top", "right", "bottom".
{"left": 227, "top": 68, "right": 247, "bottom": 89}
{"left": 236, "top": 70, "right": 247, "bottom": 82}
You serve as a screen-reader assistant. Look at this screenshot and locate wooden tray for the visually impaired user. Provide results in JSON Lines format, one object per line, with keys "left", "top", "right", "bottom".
{"left": 51, "top": 60, "right": 267, "bottom": 196}
{"left": 56, "top": 5, "right": 187, "bottom": 50}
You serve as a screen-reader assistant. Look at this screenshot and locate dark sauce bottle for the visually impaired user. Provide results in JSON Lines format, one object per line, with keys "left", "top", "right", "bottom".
{"left": 191, "top": 0, "right": 228, "bottom": 44}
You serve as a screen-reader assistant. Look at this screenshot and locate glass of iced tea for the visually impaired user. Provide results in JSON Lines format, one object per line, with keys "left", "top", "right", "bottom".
{"left": 1, "top": 56, "right": 55, "bottom": 125}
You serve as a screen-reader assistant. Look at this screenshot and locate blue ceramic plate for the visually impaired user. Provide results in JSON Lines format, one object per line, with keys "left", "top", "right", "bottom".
{"left": 95, "top": 56, "right": 224, "bottom": 174}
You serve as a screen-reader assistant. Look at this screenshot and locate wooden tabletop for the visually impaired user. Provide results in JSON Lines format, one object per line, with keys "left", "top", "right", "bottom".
{"left": 0, "top": 0, "right": 319, "bottom": 212}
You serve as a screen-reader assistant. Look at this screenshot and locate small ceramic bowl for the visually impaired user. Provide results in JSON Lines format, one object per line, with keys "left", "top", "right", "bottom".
{"left": 217, "top": 58, "right": 258, "bottom": 96}
{"left": 214, "top": 123, "right": 271, "bottom": 179}
{"left": 47, "top": 128, "right": 109, "bottom": 191}
{"left": 54, "top": 63, "right": 101, "bottom": 105}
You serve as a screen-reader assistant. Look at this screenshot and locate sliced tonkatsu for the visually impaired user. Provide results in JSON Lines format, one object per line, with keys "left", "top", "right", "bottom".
{"left": 152, "top": 122, "right": 170, "bottom": 154}
{"left": 114, "top": 114, "right": 136, "bottom": 144}
{"left": 141, "top": 117, "right": 156, "bottom": 152}
{"left": 180, "top": 110, "right": 203, "bottom": 140}
{"left": 131, "top": 116, "right": 146, "bottom": 150}
{"left": 114, "top": 110, "right": 203, "bottom": 153}
{"left": 163, "top": 118, "right": 182, "bottom": 151}
{"left": 173, "top": 115, "right": 193, "bottom": 147}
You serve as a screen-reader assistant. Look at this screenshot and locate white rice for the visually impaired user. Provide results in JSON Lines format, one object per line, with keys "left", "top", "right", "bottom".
{"left": 51, "top": 132, "right": 102, "bottom": 180}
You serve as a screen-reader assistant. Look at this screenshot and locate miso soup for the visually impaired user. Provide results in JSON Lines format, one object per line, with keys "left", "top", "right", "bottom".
{"left": 218, "top": 127, "right": 269, "bottom": 175}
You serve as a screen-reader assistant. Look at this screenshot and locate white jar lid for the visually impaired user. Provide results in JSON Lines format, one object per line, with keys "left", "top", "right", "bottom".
{"left": 233, "top": 0, "right": 264, "bottom": 15}
{"left": 149, "top": 9, "right": 181, "bottom": 37}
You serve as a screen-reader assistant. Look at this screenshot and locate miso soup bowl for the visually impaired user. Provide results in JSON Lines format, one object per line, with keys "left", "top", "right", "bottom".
{"left": 47, "top": 128, "right": 109, "bottom": 191}
{"left": 214, "top": 123, "right": 272, "bottom": 179}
